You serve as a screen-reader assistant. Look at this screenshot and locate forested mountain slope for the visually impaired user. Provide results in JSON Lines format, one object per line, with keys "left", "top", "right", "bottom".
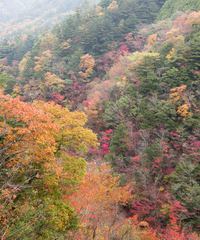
{"left": 0, "top": 0, "right": 166, "bottom": 93}
{"left": 0, "top": 0, "right": 200, "bottom": 239}
{"left": 158, "top": 0, "right": 200, "bottom": 19}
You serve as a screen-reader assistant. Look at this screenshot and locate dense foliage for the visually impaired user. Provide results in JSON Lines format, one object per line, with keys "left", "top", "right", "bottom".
{"left": 0, "top": 0, "right": 200, "bottom": 239}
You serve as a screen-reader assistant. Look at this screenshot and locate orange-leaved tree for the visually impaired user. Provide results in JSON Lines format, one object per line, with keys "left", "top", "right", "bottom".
{"left": 0, "top": 93, "right": 97, "bottom": 239}
{"left": 68, "top": 163, "right": 132, "bottom": 240}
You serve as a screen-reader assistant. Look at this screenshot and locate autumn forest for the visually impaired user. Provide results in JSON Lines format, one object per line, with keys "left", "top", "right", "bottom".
{"left": 0, "top": 0, "right": 200, "bottom": 239}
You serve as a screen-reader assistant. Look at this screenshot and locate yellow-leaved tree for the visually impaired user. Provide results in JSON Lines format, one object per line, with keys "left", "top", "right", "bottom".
{"left": 170, "top": 84, "right": 192, "bottom": 118}
{"left": 79, "top": 54, "right": 95, "bottom": 79}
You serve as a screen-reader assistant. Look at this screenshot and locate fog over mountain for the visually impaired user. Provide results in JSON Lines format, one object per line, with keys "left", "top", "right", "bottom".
{"left": 0, "top": 0, "right": 88, "bottom": 22}
{"left": 0, "top": 0, "right": 98, "bottom": 40}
